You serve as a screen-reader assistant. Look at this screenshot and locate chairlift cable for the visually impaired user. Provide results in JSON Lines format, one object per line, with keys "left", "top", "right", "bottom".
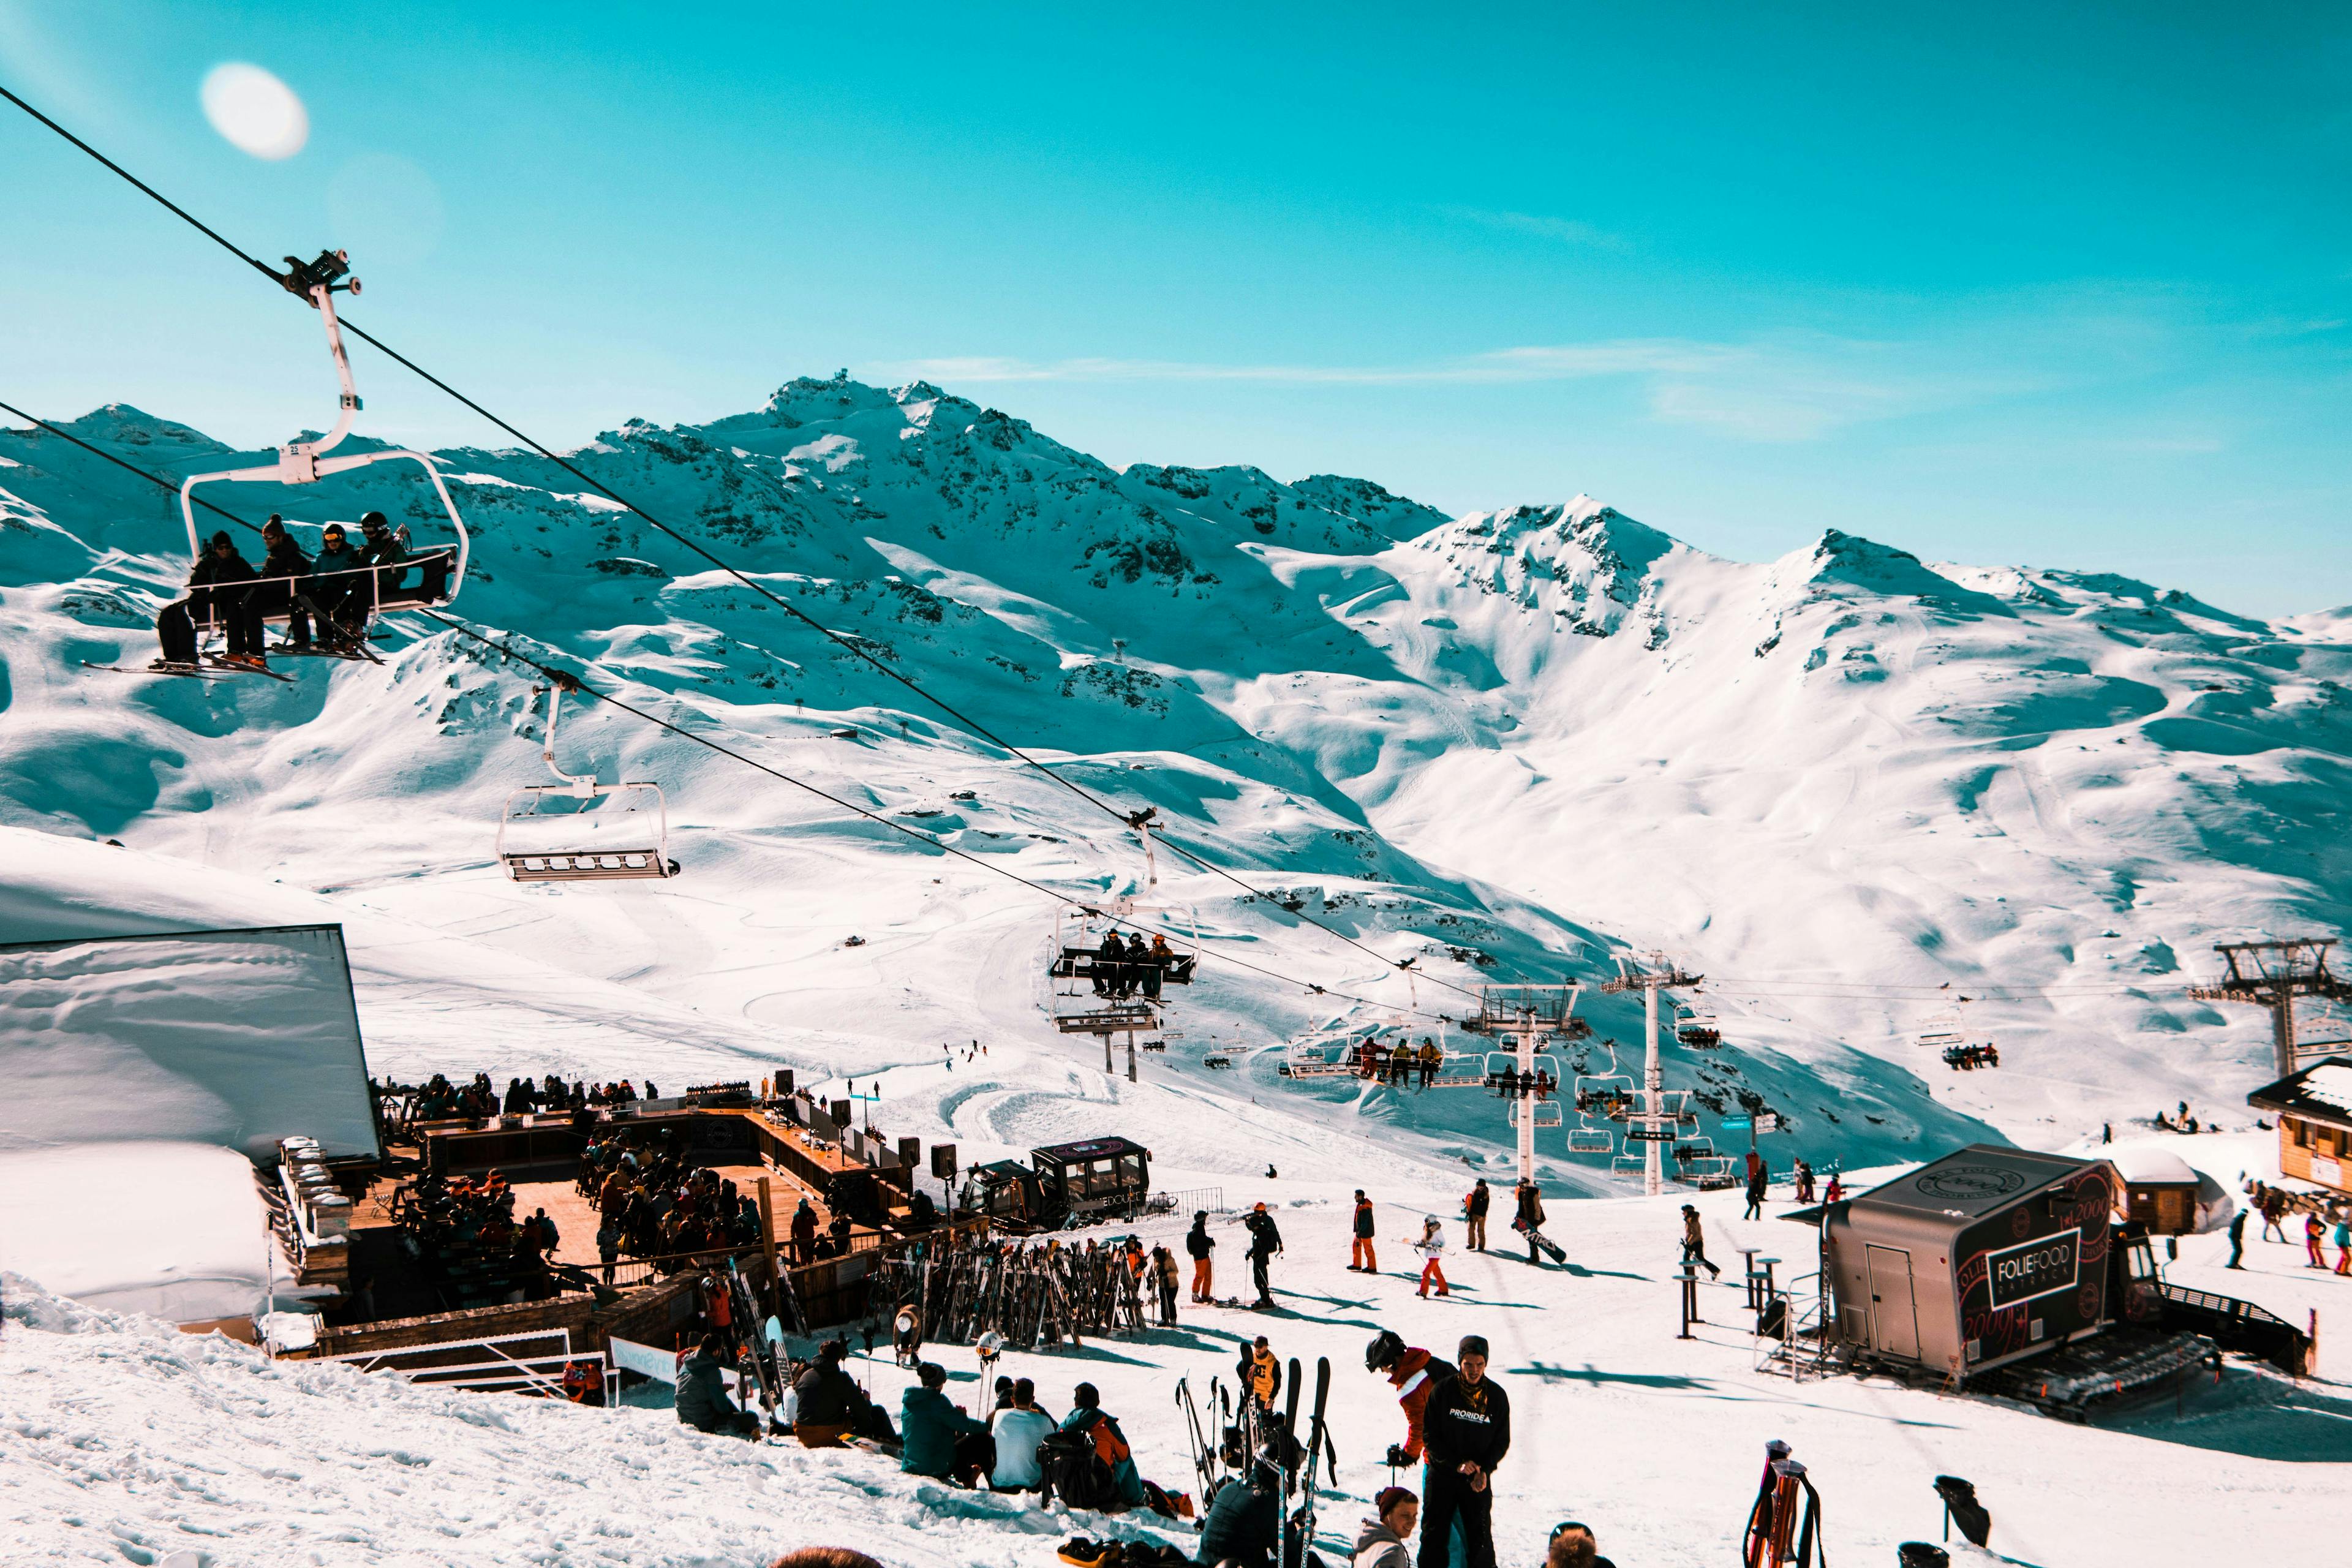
{"left": 0, "top": 81, "right": 1480, "bottom": 1003}
{"left": 0, "top": 389, "right": 1439, "bottom": 1019}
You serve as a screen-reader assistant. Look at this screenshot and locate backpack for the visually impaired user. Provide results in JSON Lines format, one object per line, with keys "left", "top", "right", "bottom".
{"left": 1039, "top": 1426, "right": 1119, "bottom": 1512}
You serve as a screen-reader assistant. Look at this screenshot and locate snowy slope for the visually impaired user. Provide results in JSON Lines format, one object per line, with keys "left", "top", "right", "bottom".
{"left": 8, "top": 1141, "right": 2348, "bottom": 1568}
{"left": 2, "top": 377, "right": 2342, "bottom": 1183}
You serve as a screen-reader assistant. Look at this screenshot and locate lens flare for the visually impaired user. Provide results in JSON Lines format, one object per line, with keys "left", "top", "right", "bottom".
{"left": 200, "top": 62, "right": 308, "bottom": 160}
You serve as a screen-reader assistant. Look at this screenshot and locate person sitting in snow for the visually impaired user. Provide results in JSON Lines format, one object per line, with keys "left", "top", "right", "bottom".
{"left": 676, "top": 1331, "right": 761, "bottom": 1439}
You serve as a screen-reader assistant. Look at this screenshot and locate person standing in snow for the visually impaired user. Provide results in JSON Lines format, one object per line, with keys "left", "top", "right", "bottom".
{"left": 1681, "top": 1204, "right": 1722, "bottom": 1279}
{"left": 1245, "top": 1202, "right": 1284, "bottom": 1308}
{"left": 1150, "top": 1242, "right": 1180, "bottom": 1325}
{"left": 1464, "top": 1178, "right": 1490, "bottom": 1251}
{"left": 1743, "top": 1159, "right": 1768, "bottom": 1222}
{"left": 1419, "top": 1335, "right": 1510, "bottom": 1568}
{"left": 1365, "top": 1329, "right": 1455, "bottom": 1471}
{"left": 1186, "top": 1209, "right": 1216, "bottom": 1302}
{"left": 1242, "top": 1335, "right": 1283, "bottom": 1410}
{"left": 1792, "top": 1161, "right": 1815, "bottom": 1204}
{"left": 1354, "top": 1485, "right": 1420, "bottom": 1568}
{"left": 2335, "top": 1212, "right": 2351, "bottom": 1275}
{"left": 1352, "top": 1189, "right": 1380, "bottom": 1273}
{"left": 2307, "top": 1212, "right": 2329, "bottom": 1269}
{"left": 1414, "top": 1216, "right": 1451, "bottom": 1298}
{"left": 1513, "top": 1181, "right": 1547, "bottom": 1266}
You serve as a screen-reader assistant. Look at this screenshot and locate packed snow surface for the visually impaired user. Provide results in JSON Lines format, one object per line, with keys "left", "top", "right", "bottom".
{"left": 7, "top": 1148, "right": 2349, "bottom": 1567}
{"left": 0, "top": 1142, "right": 265, "bottom": 1321}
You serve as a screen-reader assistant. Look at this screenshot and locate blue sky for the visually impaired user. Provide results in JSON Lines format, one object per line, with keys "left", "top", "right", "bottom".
{"left": 2, "top": 2, "right": 2347, "bottom": 612}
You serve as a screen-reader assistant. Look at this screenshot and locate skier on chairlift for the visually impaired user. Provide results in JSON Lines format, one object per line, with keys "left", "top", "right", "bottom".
{"left": 154, "top": 530, "right": 260, "bottom": 669}
{"left": 307, "top": 524, "right": 372, "bottom": 651}
{"left": 254, "top": 515, "right": 312, "bottom": 650}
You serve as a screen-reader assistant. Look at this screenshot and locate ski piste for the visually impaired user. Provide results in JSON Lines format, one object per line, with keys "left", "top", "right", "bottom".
{"left": 1285, "top": 1355, "right": 1332, "bottom": 1568}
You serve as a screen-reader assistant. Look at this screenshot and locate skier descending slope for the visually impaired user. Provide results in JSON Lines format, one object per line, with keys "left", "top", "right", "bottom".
{"left": 1419, "top": 1335, "right": 1510, "bottom": 1568}
{"left": 1364, "top": 1330, "right": 1454, "bottom": 1473}
{"left": 1245, "top": 1202, "right": 1284, "bottom": 1308}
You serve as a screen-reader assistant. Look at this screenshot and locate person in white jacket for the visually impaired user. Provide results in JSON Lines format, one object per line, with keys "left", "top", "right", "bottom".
{"left": 986, "top": 1377, "right": 1058, "bottom": 1497}
{"left": 1414, "top": 1216, "right": 1450, "bottom": 1299}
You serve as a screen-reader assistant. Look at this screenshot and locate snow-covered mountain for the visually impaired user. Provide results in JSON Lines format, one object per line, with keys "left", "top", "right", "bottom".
{"left": 2, "top": 374, "right": 2340, "bottom": 1182}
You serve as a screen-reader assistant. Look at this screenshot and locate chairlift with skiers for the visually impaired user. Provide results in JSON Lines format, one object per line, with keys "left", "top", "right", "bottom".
{"left": 1676, "top": 1003, "right": 1722, "bottom": 1049}
{"left": 497, "top": 680, "right": 681, "bottom": 882}
{"left": 176, "top": 250, "right": 470, "bottom": 641}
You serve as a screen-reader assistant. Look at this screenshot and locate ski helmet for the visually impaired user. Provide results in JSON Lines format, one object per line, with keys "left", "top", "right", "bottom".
{"left": 1365, "top": 1328, "right": 1406, "bottom": 1373}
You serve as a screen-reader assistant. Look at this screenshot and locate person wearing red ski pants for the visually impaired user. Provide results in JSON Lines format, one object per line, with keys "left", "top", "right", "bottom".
{"left": 1419, "top": 1256, "right": 1449, "bottom": 1297}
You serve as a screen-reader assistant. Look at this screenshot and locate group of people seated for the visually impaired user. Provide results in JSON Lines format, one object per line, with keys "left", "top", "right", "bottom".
{"left": 1082, "top": 931, "right": 1180, "bottom": 1000}
{"left": 390, "top": 1071, "right": 655, "bottom": 1128}
{"left": 154, "top": 510, "right": 450, "bottom": 669}
{"left": 392, "top": 1166, "right": 564, "bottom": 1305}
{"left": 1352, "top": 1038, "right": 1445, "bottom": 1088}
{"left": 1942, "top": 1042, "right": 2000, "bottom": 1070}
{"left": 1483, "top": 1068, "right": 1559, "bottom": 1100}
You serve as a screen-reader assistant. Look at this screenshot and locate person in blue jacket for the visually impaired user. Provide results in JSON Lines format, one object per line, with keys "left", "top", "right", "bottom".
{"left": 900, "top": 1361, "right": 989, "bottom": 1483}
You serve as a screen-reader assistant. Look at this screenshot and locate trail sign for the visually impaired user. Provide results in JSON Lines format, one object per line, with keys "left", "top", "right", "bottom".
{"left": 1721, "top": 1115, "right": 1753, "bottom": 1130}
{"left": 1754, "top": 1114, "right": 1781, "bottom": 1134}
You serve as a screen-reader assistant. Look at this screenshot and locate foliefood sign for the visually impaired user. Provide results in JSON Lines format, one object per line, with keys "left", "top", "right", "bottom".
{"left": 1984, "top": 1230, "right": 2080, "bottom": 1309}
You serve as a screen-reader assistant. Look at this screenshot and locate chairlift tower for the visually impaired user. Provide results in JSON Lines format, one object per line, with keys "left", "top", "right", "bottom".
{"left": 2190, "top": 938, "right": 2352, "bottom": 1075}
{"left": 1600, "top": 954, "right": 1702, "bottom": 1197}
{"left": 1461, "top": 984, "right": 1581, "bottom": 1185}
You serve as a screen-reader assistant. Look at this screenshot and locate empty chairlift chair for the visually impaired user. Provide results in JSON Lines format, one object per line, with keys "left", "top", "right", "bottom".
{"left": 498, "top": 683, "right": 681, "bottom": 882}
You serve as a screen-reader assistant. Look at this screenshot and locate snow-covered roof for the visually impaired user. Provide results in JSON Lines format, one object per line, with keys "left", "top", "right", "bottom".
{"left": 2248, "top": 1055, "right": 2352, "bottom": 1128}
{"left": 2106, "top": 1146, "right": 2197, "bottom": 1186}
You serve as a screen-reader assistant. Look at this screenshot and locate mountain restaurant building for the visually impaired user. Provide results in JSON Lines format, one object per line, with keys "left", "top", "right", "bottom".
{"left": 2247, "top": 1055, "right": 2352, "bottom": 1199}
{"left": 1821, "top": 1145, "right": 2117, "bottom": 1384}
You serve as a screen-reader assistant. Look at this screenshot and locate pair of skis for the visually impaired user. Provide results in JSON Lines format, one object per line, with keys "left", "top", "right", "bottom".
{"left": 1281, "top": 1355, "right": 1335, "bottom": 1568}
{"left": 84, "top": 657, "right": 292, "bottom": 683}
{"left": 1175, "top": 1374, "right": 1226, "bottom": 1502}
{"left": 724, "top": 1258, "right": 785, "bottom": 1435}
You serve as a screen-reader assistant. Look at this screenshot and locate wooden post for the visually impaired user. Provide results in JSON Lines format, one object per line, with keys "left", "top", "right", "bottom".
{"left": 758, "top": 1177, "right": 781, "bottom": 1320}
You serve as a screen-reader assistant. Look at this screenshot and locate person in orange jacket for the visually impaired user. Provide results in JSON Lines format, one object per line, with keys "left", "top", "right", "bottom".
{"left": 1351, "top": 1189, "right": 1379, "bottom": 1272}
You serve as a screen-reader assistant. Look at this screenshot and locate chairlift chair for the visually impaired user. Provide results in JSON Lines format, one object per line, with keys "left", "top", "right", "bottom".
{"left": 178, "top": 251, "right": 470, "bottom": 641}
{"left": 1916, "top": 1008, "right": 1966, "bottom": 1051}
{"left": 1566, "top": 1123, "right": 1616, "bottom": 1155}
{"left": 1574, "top": 1071, "right": 1635, "bottom": 1117}
{"left": 1610, "top": 1150, "right": 1649, "bottom": 1178}
{"left": 497, "top": 683, "right": 681, "bottom": 882}
{"left": 1509, "top": 1098, "right": 1565, "bottom": 1128}
{"left": 1676, "top": 1005, "right": 1722, "bottom": 1049}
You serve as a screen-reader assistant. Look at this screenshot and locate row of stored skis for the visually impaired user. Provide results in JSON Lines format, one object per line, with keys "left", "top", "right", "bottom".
{"left": 1177, "top": 1355, "right": 1338, "bottom": 1568}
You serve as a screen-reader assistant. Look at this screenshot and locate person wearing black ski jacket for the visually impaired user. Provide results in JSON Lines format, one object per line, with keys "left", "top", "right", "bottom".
{"left": 1419, "top": 1335, "right": 1510, "bottom": 1568}
{"left": 1186, "top": 1210, "right": 1216, "bottom": 1302}
{"left": 253, "top": 516, "right": 313, "bottom": 647}
{"left": 1244, "top": 1204, "right": 1283, "bottom": 1308}
{"left": 156, "top": 531, "right": 260, "bottom": 665}
{"left": 1199, "top": 1457, "right": 1282, "bottom": 1567}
